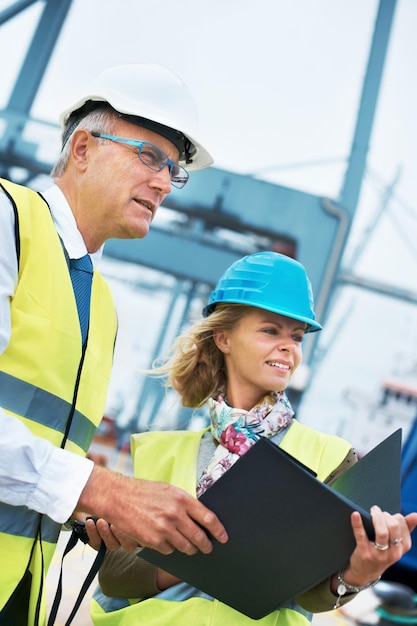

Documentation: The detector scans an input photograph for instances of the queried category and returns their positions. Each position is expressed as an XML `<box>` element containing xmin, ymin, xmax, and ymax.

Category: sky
<box><xmin>1</xmin><ymin>0</ymin><xmax>417</xmax><ymax>453</ymax></box>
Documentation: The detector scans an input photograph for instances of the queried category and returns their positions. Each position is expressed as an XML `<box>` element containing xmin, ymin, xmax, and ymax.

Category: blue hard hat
<box><xmin>202</xmin><ymin>251</ymin><xmax>322</xmax><ymax>332</ymax></box>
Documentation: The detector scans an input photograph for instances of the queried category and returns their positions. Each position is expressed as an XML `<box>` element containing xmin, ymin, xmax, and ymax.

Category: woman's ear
<box><xmin>213</xmin><ymin>330</ymin><xmax>230</xmax><ymax>354</ymax></box>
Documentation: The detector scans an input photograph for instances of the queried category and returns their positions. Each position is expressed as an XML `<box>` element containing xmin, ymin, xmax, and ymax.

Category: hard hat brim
<box><xmin>202</xmin><ymin>300</ymin><xmax>322</xmax><ymax>332</ymax></box>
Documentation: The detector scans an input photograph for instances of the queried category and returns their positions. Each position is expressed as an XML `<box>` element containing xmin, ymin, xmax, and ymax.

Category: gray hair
<box><xmin>51</xmin><ymin>107</ymin><xmax>119</xmax><ymax>178</ymax></box>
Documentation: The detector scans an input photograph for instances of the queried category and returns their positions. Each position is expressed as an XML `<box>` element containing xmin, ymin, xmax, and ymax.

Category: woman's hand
<box><xmin>331</xmin><ymin>505</ymin><xmax>417</xmax><ymax>593</ymax></box>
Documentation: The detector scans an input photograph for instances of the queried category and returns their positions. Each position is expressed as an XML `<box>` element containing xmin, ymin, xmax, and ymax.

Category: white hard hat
<box><xmin>59</xmin><ymin>64</ymin><xmax>213</xmax><ymax>171</ymax></box>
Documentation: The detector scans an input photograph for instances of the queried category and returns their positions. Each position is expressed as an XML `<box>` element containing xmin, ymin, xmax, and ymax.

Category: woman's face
<box><xmin>214</xmin><ymin>308</ymin><xmax>306</xmax><ymax>410</ymax></box>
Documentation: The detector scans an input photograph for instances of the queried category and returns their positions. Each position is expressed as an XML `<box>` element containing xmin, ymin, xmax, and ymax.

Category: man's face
<box><xmin>81</xmin><ymin>118</ymin><xmax>181</xmax><ymax>247</ymax></box>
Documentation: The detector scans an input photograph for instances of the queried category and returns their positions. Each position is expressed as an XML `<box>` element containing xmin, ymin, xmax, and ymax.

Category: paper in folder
<box><xmin>140</xmin><ymin>428</ymin><xmax>402</xmax><ymax>620</ymax></box>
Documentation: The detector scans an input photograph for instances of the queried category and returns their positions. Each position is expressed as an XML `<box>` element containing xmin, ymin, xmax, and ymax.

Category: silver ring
<box><xmin>391</xmin><ymin>538</ymin><xmax>403</xmax><ymax>546</ymax></box>
<box><xmin>374</xmin><ymin>542</ymin><xmax>390</xmax><ymax>551</ymax></box>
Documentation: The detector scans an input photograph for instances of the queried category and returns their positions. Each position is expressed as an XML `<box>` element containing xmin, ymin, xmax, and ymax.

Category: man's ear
<box><xmin>213</xmin><ymin>330</ymin><xmax>230</xmax><ymax>354</ymax></box>
<box><xmin>70</xmin><ymin>129</ymin><xmax>91</xmax><ymax>170</ymax></box>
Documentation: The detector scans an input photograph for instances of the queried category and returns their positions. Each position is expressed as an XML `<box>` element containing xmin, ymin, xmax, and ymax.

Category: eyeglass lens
<box><xmin>137</xmin><ymin>144</ymin><xmax>188</xmax><ymax>188</ymax></box>
<box><xmin>91</xmin><ymin>132</ymin><xmax>188</xmax><ymax>188</ymax></box>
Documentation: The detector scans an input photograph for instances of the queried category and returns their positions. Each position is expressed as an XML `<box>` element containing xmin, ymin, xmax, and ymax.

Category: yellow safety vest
<box><xmin>0</xmin><ymin>179</ymin><xmax>118</xmax><ymax>625</ymax></box>
<box><xmin>90</xmin><ymin>421</ymin><xmax>351</xmax><ymax>626</ymax></box>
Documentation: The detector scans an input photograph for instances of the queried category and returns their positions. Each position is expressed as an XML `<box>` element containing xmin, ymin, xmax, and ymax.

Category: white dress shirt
<box><xmin>0</xmin><ymin>183</ymin><xmax>104</xmax><ymax>523</ymax></box>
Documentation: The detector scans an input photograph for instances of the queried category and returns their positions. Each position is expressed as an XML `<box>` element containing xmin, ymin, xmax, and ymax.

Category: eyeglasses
<box><xmin>90</xmin><ymin>132</ymin><xmax>189</xmax><ymax>189</ymax></box>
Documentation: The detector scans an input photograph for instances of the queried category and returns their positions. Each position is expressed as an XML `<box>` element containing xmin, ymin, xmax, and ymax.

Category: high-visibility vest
<box><xmin>90</xmin><ymin>421</ymin><xmax>351</xmax><ymax>626</ymax></box>
<box><xmin>0</xmin><ymin>179</ymin><xmax>118</xmax><ymax>625</ymax></box>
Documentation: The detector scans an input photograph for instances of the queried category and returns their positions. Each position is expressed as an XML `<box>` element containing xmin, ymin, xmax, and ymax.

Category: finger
<box><xmin>94</xmin><ymin>518</ymin><xmax>126</xmax><ymax>551</ymax></box>
<box><xmin>141</xmin><ymin>521</ymin><xmax>202</xmax><ymax>556</ymax></box>
<box><xmin>184</xmin><ymin>500</ymin><xmax>228</xmax><ymax>552</ymax></box>
<box><xmin>387</xmin><ymin>513</ymin><xmax>414</xmax><ymax>551</ymax></box>
<box><xmin>382</xmin><ymin>511</ymin><xmax>404</xmax><ymax>547</ymax></box>
<box><xmin>85</xmin><ymin>518</ymin><xmax>103</xmax><ymax>550</ymax></box>
<box><xmin>371</xmin><ymin>505</ymin><xmax>390</xmax><ymax>549</ymax></box>
<box><xmin>170</xmin><ymin>519</ymin><xmax>222</xmax><ymax>555</ymax></box>
<box><xmin>140</xmin><ymin>517</ymin><xmax>215</xmax><ymax>556</ymax></box>
<box><xmin>146</xmin><ymin>496</ymin><xmax>228</xmax><ymax>556</ymax></box>
<box><xmin>405</xmin><ymin>512</ymin><xmax>417</xmax><ymax>534</ymax></box>
<box><xmin>350</xmin><ymin>511</ymin><xmax>371</xmax><ymax>547</ymax></box>
<box><xmin>157</xmin><ymin>532</ymin><xmax>196</xmax><ymax>556</ymax></box>
<box><xmin>109</xmin><ymin>525</ymin><xmax>138</xmax><ymax>553</ymax></box>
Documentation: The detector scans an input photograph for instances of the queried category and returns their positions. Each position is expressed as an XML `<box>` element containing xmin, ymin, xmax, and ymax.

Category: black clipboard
<box><xmin>141</xmin><ymin>429</ymin><xmax>402</xmax><ymax>620</ymax></box>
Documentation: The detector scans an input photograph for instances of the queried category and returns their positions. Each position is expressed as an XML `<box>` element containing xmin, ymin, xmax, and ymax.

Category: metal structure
<box><xmin>0</xmin><ymin>0</ymin><xmax>72</xmax><ymax>181</ymax></box>
<box><xmin>0</xmin><ymin>0</ymin><xmax>398</xmax><ymax>427</ymax></box>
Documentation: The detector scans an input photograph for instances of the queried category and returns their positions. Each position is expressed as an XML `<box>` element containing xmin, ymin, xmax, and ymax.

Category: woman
<box><xmin>89</xmin><ymin>251</ymin><xmax>417</xmax><ymax>626</ymax></box>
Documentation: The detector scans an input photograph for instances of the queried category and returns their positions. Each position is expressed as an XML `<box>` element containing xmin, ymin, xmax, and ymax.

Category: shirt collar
<box><xmin>42</xmin><ymin>184</ymin><xmax>103</xmax><ymax>268</ymax></box>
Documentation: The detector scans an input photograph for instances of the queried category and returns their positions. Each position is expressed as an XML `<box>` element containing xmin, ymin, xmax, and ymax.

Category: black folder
<box><xmin>140</xmin><ymin>429</ymin><xmax>402</xmax><ymax>620</ymax></box>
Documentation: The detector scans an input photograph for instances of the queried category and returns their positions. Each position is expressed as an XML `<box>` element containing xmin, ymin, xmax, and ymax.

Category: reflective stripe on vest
<box><xmin>0</xmin><ymin>371</ymin><xmax>96</xmax><ymax>452</ymax></box>
<box><xmin>0</xmin><ymin>503</ymin><xmax>60</xmax><ymax>543</ymax></box>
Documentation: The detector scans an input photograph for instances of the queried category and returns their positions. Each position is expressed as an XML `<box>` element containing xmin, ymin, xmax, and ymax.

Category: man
<box><xmin>0</xmin><ymin>64</ymin><xmax>227</xmax><ymax>625</ymax></box>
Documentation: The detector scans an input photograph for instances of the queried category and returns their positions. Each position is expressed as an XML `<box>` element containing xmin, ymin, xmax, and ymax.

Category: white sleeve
<box><xmin>0</xmin><ymin>410</ymin><xmax>94</xmax><ymax>523</ymax></box>
<box><xmin>0</xmin><ymin>190</ymin><xmax>94</xmax><ymax>524</ymax></box>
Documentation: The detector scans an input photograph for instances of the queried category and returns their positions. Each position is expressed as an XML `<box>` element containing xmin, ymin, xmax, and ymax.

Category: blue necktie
<box><xmin>70</xmin><ymin>254</ymin><xmax>93</xmax><ymax>345</ymax></box>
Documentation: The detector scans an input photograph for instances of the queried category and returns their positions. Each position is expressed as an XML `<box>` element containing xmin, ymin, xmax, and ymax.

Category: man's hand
<box><xmin>77</xmin><ymin>465</ymin><xmax>228</xmax><ymax>555</ymax></box>
<box><xmin>84</xmin><ymin>517</ymin><xmax>137</xmax><ymax>552</ymax></box>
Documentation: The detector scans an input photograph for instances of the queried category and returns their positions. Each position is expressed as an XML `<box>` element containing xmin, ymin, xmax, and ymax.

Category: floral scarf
<box><xmin>196</xmin><ymin>390</ymin><xmax>294</xmax><ymax>497</ymax></box>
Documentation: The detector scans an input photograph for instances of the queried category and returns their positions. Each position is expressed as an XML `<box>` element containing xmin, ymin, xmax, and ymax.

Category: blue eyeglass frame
<box><xmin>90</xmin><ymin>131</ymin><xmax>189</xmax><ymax>189</ymax></box>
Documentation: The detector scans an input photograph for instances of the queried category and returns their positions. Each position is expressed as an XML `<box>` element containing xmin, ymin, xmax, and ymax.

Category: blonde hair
<box><xmin>152</xmin><ymin>304</ymin><xmax>251</xmax><ymax>408</ymax></box>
